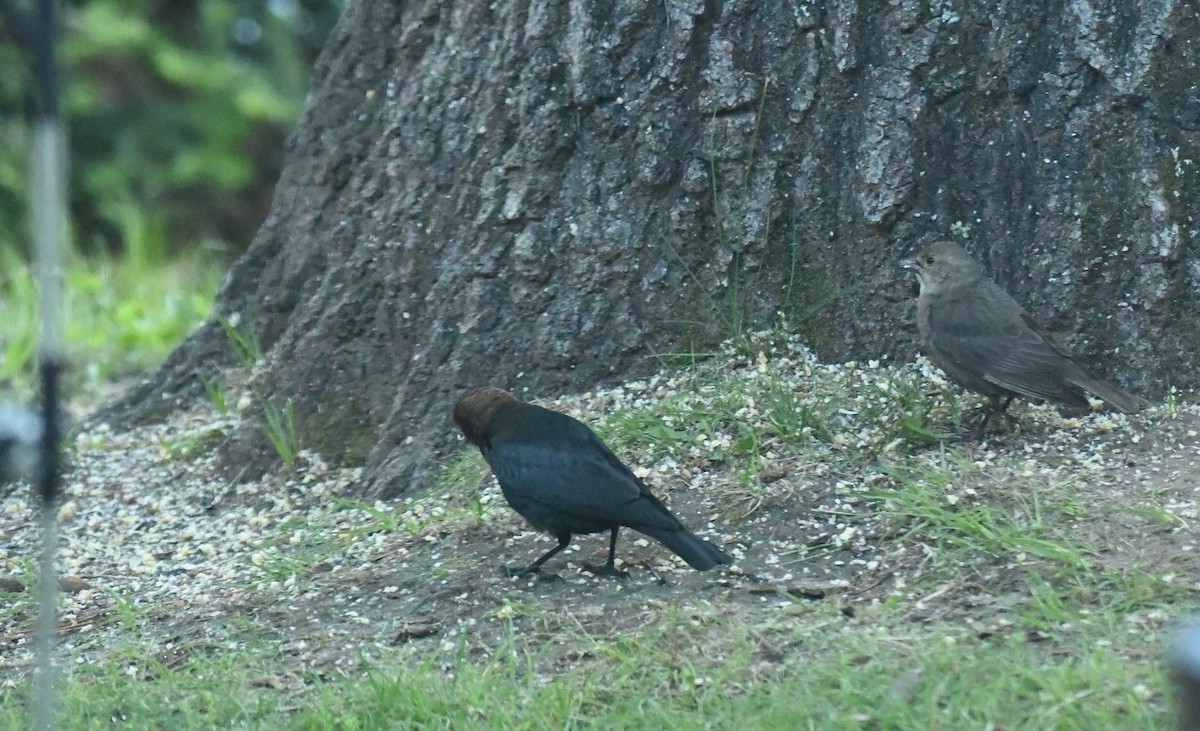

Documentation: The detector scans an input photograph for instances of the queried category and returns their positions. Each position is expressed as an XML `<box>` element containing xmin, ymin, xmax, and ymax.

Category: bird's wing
<box><xmin>1018</xmin><ymin>312</ymin><xmax>1079</xmax><ymax>359</ymax></box>
<box><xmin>486</xmin><ymin>434</ymin><xmax>681</xmax><ymax>531</ymax></box>
<box><xmin>928</xmin><ymin>285</ymin><xmax>1084</xmax><ymax>403</ymax></box>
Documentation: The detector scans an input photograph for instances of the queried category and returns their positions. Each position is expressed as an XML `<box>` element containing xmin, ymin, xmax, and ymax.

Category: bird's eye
<box><xmin>924</xmin><ymin>255</ymin><xmax>935</xmax><ymax>264</ymax></box>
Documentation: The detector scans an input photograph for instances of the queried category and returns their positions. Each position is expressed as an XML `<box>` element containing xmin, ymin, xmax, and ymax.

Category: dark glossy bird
<box><xmin>902</xmin><ymin>240</ymin><xmax>1147</xmax><ymax>435</ymax></box>
<box><xmin>453</xmin><ymin>387</ymin><xmax>733</xmax><ymax>580</ymax></box>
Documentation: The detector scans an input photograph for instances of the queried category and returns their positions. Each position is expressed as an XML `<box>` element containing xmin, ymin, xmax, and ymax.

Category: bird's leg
<box><xmin>995</xmin><ymin>396</ymin><xmax>1017</xmax><ymax>431</ymax></box>
<box><xmin>583</xmin><ymin>528</ymin><xmax>630</xmax><ymax>579</ymax></box>
<box><xmin>506</xmin><ymin>533</ymin><xmax>570</xmax><ymax>582</ymax></box>
<box><xmin>972</xmin><ymin>401</ymin><xmax>997</xmax><ymax>441</ymax></box>
<box><xmin>972</xmin><ymin>396</ymin><xmax>1015</xmax><ymax>441</ymax></box>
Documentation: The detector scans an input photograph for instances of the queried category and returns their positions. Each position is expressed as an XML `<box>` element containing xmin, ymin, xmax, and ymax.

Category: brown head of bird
<box><xmin>900</xmin><ymin>240</ymin><xmax>987</xmax><ymax>298</ymax></box>
<box><xmin>452</xmin><ymin>387</ymin><xmax>519</xmax><ymax>447</ymax></box>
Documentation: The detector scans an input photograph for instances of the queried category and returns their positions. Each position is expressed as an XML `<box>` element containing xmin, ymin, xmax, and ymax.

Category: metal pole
<box><xmin>1173</xmin><ymin>620</ymin><xmax>1200</xmax><ymax>731</ymax></box>
<box><xmin>0</xmin><ymin>2</ymin><xmax>67</xmax><ymax>724</ymax></box>
<box><xmin>28</xmin><ymin>1</ymin><xmax>65</xmax><ymax>729</ymax></box>
<box><xmin>31</xmin><ymin>126</ymin><xmax>64</xmax><ymax>731</ymax></box>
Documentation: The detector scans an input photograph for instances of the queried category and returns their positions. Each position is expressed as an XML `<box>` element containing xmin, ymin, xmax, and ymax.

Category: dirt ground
<box><xmin>4</xmin><ymin>383</ymin><xmax>1194</xmax><ymax>692</ymax></box>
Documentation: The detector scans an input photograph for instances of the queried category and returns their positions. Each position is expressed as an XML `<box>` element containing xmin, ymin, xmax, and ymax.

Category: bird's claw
<box><xmin>582</xmin><ymin>562</ymin><xmax>630</xmax><ymax>579</ymax></box>
<box><xmin>949</xmin><ymin>425</ymin><xmax>985</xmax><ymax>444</ymax></box>
<box><xmin>503</xmin><ymin>565</ymin><xmax>563</xmax><ymax>582</ymax></box>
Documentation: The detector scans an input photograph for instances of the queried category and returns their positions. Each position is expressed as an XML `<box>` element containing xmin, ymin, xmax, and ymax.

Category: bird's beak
<box><xmin>899</xmin><ymin>258</ymin><xmax>918</xmax><ymax>272</ymax></box>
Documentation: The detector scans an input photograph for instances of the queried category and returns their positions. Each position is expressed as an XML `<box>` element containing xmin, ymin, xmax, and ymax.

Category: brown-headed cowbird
<box><xmin>453</xmin><ymin>387</ymin><xmax>733</xmax><ymax>580</ymax></box>
<box><xmin>902</xmin><ymin>240</ymin><xmax>1148</xmax><ymax>435</ymax></box>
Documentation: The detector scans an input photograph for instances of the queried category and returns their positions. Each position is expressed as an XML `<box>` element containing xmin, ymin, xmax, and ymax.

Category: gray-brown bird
<box><xmin>902</xmin><ymin>240</ymin><xmax>1147</xmax><ymax>435</ymax></box>
<box><xmin>453</xmin><ymin>387</ymin><xmax>733</xmax><ymax>580</ymax></box>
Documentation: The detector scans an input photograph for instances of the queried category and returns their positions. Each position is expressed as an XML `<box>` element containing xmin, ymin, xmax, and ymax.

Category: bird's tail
<box><xmin>640</xmin><ymin>526</ymin><xmax>733</xmax><ymax>571</ymax></box>
<box><xmin>1071</xmin><ymin>372</ymin><xmax>1149</xmax><ymax>413</ymax></box>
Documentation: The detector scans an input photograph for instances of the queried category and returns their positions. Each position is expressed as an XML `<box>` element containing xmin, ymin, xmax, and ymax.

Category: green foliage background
<box><xmin>0</xmin><ymin>0</ymin><xmax>341</xmax><ymax>394</ymax></box>
<box><xmin>0</xmin><ymin>0</ymin><xmax>341</xmax><ymax>262</ymax></box>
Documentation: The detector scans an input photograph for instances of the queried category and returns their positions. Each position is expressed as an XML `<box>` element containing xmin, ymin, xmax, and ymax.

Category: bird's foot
<box><xmin>503</xmin><ymin>565</ymin><xmax>563</xmax><ymax>583</ymax></box>
<box><xmin>582</xmin><ymin>561</ymin><xmax>630</xmax><ymax>579</ymax></box>
<box><xmin>944</xmin><ymin>415</ymin><xmax>996</xmax><ymax>443</ymax></box>
<box><xmin>948</xmin><ymin>427</ymin><xmax>1001</xmax><ymax>452</ymax></box>
<box><xmin>963</xmin><ymin>403</ymin><xmax>1019</xmax><ymax>441</ymax></box>
<box><xmin>944</xmin><ymin>427</ymin><xmax>979</xmax><ymax>444</ymax></box>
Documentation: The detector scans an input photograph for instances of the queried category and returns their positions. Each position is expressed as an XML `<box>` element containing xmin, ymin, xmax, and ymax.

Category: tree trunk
<box><xmin>102</xmin><ymin>0</ymin><xmax>1200</xmax><ymax>496</ymax></box>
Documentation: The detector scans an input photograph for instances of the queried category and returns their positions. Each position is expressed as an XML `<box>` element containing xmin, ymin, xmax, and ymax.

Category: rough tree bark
<box><xmin>102</xmin><ymin>0</ymin><xmax>1200</xmax><ymax>496</ymax></box>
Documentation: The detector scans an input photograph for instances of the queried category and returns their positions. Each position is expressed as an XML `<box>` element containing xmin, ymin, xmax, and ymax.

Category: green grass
<box><xmin>248</xmin><ymin>469</ymin><xmax>498</xmax><ymax>583</ymax></box>
<box><xmin>252</xmin><ymin>513</ymin><xmax>356</xmax><ymax>581</ymax></box>
<box><xmin>870</xmin><ymin>459</ymin><xmax>1092</xmax><ymax>570</ymax></box>
<box><xmin>155</xmin><ymin>422</ymin><xmax>228</xmax><ymax>461</ymax></box>
<box><xmin>219</xmin><ymin>316</ymin><xmax>263</xmax><ymax>372</ymax></box>
<box><xmin>0</xmin><ymin>608</ymin><xmax>1171</xmax><ymax>729</ymax></box>
<box><xmin>261</xmin><ymin>396</ymin><xmax>301</xmax><ymax>468</ymax></box>
<box><xmin>0</xmin><ymin>245</ymin><xmax>222</xmax><ymax>401</ymax></box>
<box><xmin>305</xmin><ymin>632</ymin><xmax>1165</xmax><ymax>730</ymax></box>
<box><xmin>580</xmin><ymin>339</ymin><xmax>965</xmax><ymax>517</ymax></box>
